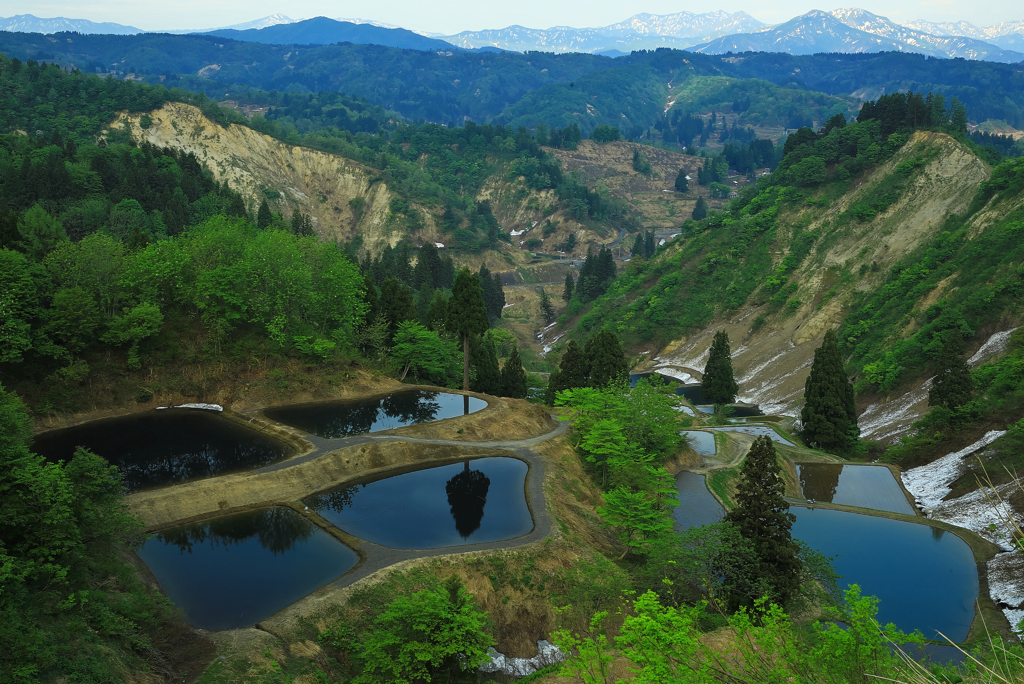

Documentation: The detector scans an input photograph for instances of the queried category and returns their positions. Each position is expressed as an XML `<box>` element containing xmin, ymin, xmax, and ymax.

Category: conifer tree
<box><xmin>257</xmin><ymin>199</ymin><xmax>272</xmax><ymax>229</ymax></box>
<box><xmin>539</xmin><ymin>290</ymin><xmax>555</xmax><ymax>324</ymax></box>
<box><xmin>562</xmin><ymin>272</ymin><xmax>575</xmax><ymax>303</ymax></box>
<box><xmin>425</xmin><ymin>290</ymin><xmax>449</xmax><ymax>331</ymax></box>
<box><xmin>702</xmin><ymin>330</ymin><xmax>738</xmax><ymax>405</ymax></box>
<box><xmin>631</xmin><ymin>233</ymin><xmax>644</xmax><ymax>257</ymax></box>
<box><xmin>724</xmin><ymin>436</ymin><xmax>801</xmax><ymax>605</ymax></box>
<box><xmin>674</xmin><ymin>168</ymin><xmax>689</xmax><ymax>192</ymax></box>
<box><xmin>557</xmin><ymin>340</ymin><xmax>589</xmax><ymax>391</ymax></box>
<box><xmin>479</xmin><ymin>263</ymin><xmax>503</xmax><ymax>322</ymax></box>
<box><xmin>446</xmin><ymin>268</ymin><xmax>489</xmax><ymax>391</ymax></box>
<box><xmin>585</xmin><ymin>330</ymin><xmax>629</xmax><ymax>388</ymax></box>
<box><xmin>692</xmin><ymin>196</ymin><xmax>709</xmax><ymax>221</ymax></box>
<box><xmin>801</xmin><ymin>329</ymin><xmax>859</xmax><ymax>451</ymax></box>
<box><xmin>644</xmin><ymin>231</ymin><xmax>656</xmax><ymax>259</ymax></box>
<box><xmin>501</xmin><ymin>347</ymin><xmax>528</xmax><ymax>399</ymax></box>
<box><xmin>470</xmin><ymin>335</ymin><xmax>501</xmax><ymax>395</ymax></box>
<box><xmin>928</xmin><ymin>331</ymin><xmax>975</xmax><ymax>411</ymax></box>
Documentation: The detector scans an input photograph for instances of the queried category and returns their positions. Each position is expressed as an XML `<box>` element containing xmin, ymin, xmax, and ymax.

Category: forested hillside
<box><xmin>546</xmin><ymin>91</ymin><xmax>1024</xmax><ymax>477</ymax></box>
<box><xmin>3</xmin><ymin>29</ymin><xmax>1024</xmax><ymax>133</ymax></box>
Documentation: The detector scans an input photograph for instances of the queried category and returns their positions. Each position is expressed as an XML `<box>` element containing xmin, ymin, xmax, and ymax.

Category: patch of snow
<box><xmin>735</xmin><ymin>344</ymin><xmax>793</xmax><ymax>386</ymax></box>
<box><xmin>669</xmin><ymin>233</ymin><xmax>680</xmax><ymax>239</ymax></box>
<box><xmin>927</xmin><ymin>479</ymin><xmax>1018</xmax><ymax>549</ymax></box>
<box><xmin>901</xmin><ymin>431</ymin><xmax>1005</xmax><ymax>511</ymax></box>
<box><xmin>659</xmin><ymin>239</ymin><xmax>666</xmax><ymax>246</ymax></box>
<box><xmin>858</xmin><ymin>379</ymin><xmax>933</xmax><ymax>439</ymax></box>
<box><xmin>173</xmin><ymin>403</ymin><xmax>223</xmax><ymax>412</ymax></box>
<box><xmin>542</xmin><ymin>322</ymin><xmax>558</xmax><ymax>332</ymax></box>
<box><xmin>510</xmin><ymin>228</ymin><xmax>526</xmax><ymax>236</ymax></box>
<box><xmin>542</xmin><ymin>332</ymin><xmax>566</xmax><ymax>354</ymax></box>
<box><xmin>685</xmin><ymin>175</ymin><xmax>692</xmax><ymax>180</ymax></box>
<box><xmin>435</xmin><ymin>242</ymin><xmax>445</xmax><ymax>248</ymax></box>
<box><xmin>641</xmin><ymin>350</ymin><xmax>651</xmax><ymax>354</ymax></box>
<box><xmin>969</xmin><ymin>328</ymin><xmax>1018</xmax><ymax>366</ymax></box>
<box><xmin>652</xmin><ymin>367</ymin><xmax>693</xmax><ymax>384</ymax></box>
<box><xmin>502</xmin><ymin>302</ymin><xmax>516</xmax><ymax>308</ymax></box>
<box><xmin>480</xmin><ymin>640</ymin><xmax>566</xmax><ymax>677</ymax></box>
<box><xmin>531</xmin><ymin>221</ymin><xmax>538</xmax><ymax>228</ymax></box>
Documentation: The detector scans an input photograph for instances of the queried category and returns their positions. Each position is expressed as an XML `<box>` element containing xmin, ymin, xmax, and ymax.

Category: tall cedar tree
<box><xmin>469</xmin><ymin>336</ymin><xmax>501</xmax><ymax>395</ymax></box>
<box><xmin>563</xmin><ymin>272</ymin><xmax>575</xmax><ymax>302</ymax></box>
<box><xmin>257</xmin><ymin>199</ymin><xmax>272</xmax><ymax>229</ymax></box>
<box><xmin>644</xmin><ymin>231</ymin><xmax>655</xmax><ymax>259</ymax></box>
<box><xmin>446</xmin><ymin>268</ymin><xmax>489</xmax><ymax>391</ymax></box>
<box><xmin>928</xmin><ymin>331</ymin><xmax>975</xmax><ymax>410</ymax></box>
<box><xmin>703</xmin><ymin>330</ymin><xmax>739</xmax><ymax>404</ymax></box>
<box><xmin>379</xmin><ymin>277</ymin><xmax>417</xmax><ymax>343</ymax></box>
<box><xmin>724</xmin><ymin>435</ymin><xmax>801</xmax><ymax>605</ymax></box>
<box><xmin>674</xmin><ymin>168</ymin><xmax>689</xmax><ymax>192</ymax></box>
<box><xmin>801</xmin><ymin>329</ymin><xmax>859</xmax><ymax>451</ymax></box>
<box><xmin>585</xmin><ymin>330</ymin><xmax>629</xmax><ymax>388</ymax></box>
<box><xmin>539</xmin><ymin>290</ymin><xmax>555</xmax><ymax>324</ymax></box>
<box><xmin>631</xmin><ymin>233</ymin><xmax>644</xmax><ymax>257</ymax></box>
<box><xmin>479</xmin><ymin>263</ymin><xmax>505</xmax><ymax>322</ymax></box>
<box><xmin>558</xmin><ymin>340</ymin><xmax>589</xmax><ymax>391</ymax></box>
<box><xmin>692</xmin><ymin>196</ymin><xmax>708</xmax><ymax>220</ymax></box>
<box><xmin>501</xmin><ymin>347</ymin><xmax>528</xmax><ymax>398</ymax></box>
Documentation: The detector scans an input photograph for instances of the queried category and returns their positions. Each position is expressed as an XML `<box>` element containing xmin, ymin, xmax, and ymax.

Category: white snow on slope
<box><xmin>480</xmin><ymin>640</ymin><xmax>565</xmax><ymax>677</ymax></box>
<box><xmin>901</xmin><ymin>431</ymin><xmax>1005</xmax><ymax>511</ymax></box>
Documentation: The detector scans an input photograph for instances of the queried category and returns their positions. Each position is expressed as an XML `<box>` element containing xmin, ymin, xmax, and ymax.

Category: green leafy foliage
<box><xmin>357</xmin><ymin>576</ymin><xmax>491</xmax><ymax>684</ymax></box>
<box><xmin>0</xmin><ymin>382</ymin><xmax>180</xmax><ymax>681</ymax></box>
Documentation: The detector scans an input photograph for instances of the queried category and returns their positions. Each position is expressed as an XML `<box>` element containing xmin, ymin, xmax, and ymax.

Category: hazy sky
<box><xmin>2</xmin><ymin>1</ymin><xmax>1021</xmax><ymax>34</ymax></box>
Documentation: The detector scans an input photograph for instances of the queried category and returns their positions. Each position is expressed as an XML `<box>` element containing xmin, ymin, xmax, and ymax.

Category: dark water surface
<box><xmin>138</xmin><ymin>508</ymin><xmax>357</xmax><ymax>630</ymax></box>
<box><xmin>31</xmin><ymin>410</ymin><xmax>291</xmax><ymax>492</ymax></box>
<box><xmin>799</xmin><ymin>464</ymin><xmax>915</xmax><ymax>514</ymax></box>
<box><xmin>673</xmin><ymin>472</ymin><xmax>725</xmax><ymax>531</ymax></box>
<box><xmin>265</xmin><ymin>390</ymin><xmax>487</xmax><ymax>438</ymax></box>
<box><xmin>792</xmin><ymin>508</ymin><xmax>978</xmax><ymax>641</ymax></box>
<box><xmin>306</xmin><ymin>457</ymin><xmax>532</xmax><ymax>548</ymax></box>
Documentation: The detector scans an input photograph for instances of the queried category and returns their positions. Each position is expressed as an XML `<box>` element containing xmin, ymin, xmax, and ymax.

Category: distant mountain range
<box><xmin>200</xmin><ymin>17</ymin><xmax>456</xmax><ymax>51</ymax></box>
<box><xmin>0</xmin><ymin>14</ymin><xmax>142</xmax><ymax>34</ymax></box>
<box><xmin>441</xmin><ymin>11</ymin><xmax>765</xmax><ymax>53</ymax></box>
<box><xmin>446</xmin><ymin>9</ymin><xmax>1024</xmax><ymax>63</ymax></box>
<box><xmin>690</xmin><ymin>9</ymin><xmax>1024</xmax><ymax>63</ymax></box>
<box><xmin>2</xmin><ymin>9</ymin><xmax>1023</xmax><ymax>63</ymax></box>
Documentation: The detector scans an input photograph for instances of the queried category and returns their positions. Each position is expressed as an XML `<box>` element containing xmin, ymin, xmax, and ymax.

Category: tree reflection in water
<box><xmin>799</xmin><ymin>463</ymin><xmax>842</xmax><ymax>502</ymax></box>
<box><xmin>156</xmin><ymin>508</ymin><xmax>315</xmax><ymax>555</ymax></box>
<box><xmin>31</xmin><ymin>411</ymin><xmax>289</xmax><ymax>492</ymax></box>
<box><xmin>305</xmin><ymin>485</ymin><xmax>361</xmax><ymax>515</ymax></box>
<box><xmin>265</xmin><ymin>390</ymin><xmax>486</xmax><ymax>439</ymax></box>
<box><xmin>445</xmin><ymin>462</ymin><xmax>491</xmax><ymax>538</ymax></box>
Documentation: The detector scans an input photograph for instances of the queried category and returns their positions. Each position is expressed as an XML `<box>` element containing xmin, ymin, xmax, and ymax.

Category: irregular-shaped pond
<box><xmin>265</xmin><ymin>390</ymin><xmax>487</xmax><ymax>438</ymax></box>
<box><xmin>306</xmin><ymin>457</ymin><xmax>532</xmax><ymax>548</ymax></box>
<box><xmin>793</xmin><ymin>508</ymin><xmax>978</xmax><ymax>641</ymax></box>
<box><xmin>138</xmin><ymin>507</ymin><xmax>357</xmax><ymax>630</ymax></box>
<box><xmin>708</xmin><ymin>425</ymin><xmax>794</xmax><ymax>446</ymax></box>
<box><xmin>673</xmin><ymin>472</ymin><xmax>724</xmax><ymax>531</ymax></box>
<box><xmin>32</xmin><ymin>410</ymin><xmax>291</xmax><ymax>493</ymax></box>
<box><xmin>682</xmin><ymin>431</ymin><xmax>717</xmax><ymax>456</ymax></box>
<box><xmin>799</xmin><ymin>463</ymin><xmax>915</xmax><ymax>514</ymax></box>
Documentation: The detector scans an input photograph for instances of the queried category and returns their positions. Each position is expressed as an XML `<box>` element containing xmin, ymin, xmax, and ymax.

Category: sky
<box><xmin>1</xmin><ymin>0</ymin><xmax>1021</xmax><ymax>34</ymax></box>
